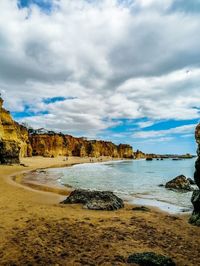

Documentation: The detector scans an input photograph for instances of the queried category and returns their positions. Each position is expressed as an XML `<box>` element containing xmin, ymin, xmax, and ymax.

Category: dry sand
<box><xmin>0</xmin><ymin>156</ymin><xmax>200</xmax><ymax>265</ymax></box>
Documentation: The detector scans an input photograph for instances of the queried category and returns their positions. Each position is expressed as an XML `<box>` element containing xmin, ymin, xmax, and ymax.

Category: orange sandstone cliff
<box><xmin>29</xmin><ymin>133</ymin><xmax>133</xmax><ymax>159</ymax></box>
<box><xmin>0</xmin><ymin>98</ymin><xmax>134</xmax><ymax>163</ymax></box>
<box><xmin>0</xmin><ymin>97</ymin><xmax>32</xmax><ymax>164</ymax></box>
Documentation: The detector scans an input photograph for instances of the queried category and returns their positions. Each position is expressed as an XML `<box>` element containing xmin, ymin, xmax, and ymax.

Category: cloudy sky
<box><xmin>0</xmin><ymin>0</ymin><xmax>200</xmax><ymax>154</ymax></box>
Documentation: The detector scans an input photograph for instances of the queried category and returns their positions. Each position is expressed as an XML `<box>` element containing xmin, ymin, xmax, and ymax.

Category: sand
<box><xmin>0</xmin><ymin>156</ymin><xmax>200</xmax><ymax>265</ymax></box>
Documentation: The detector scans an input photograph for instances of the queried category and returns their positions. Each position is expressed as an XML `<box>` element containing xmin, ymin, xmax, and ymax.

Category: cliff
<box><xmin>0</xmin><ymin>98</ymin><xmax>32</xmax><ymax>164</ymax></box>
<box><xmin>29</xmin><ymin>133</ymin><xmax>134</xmax><ymax>159</ymax></box>
<box><xmin>189</xmin><ymin>123</ymin><xmax>200</xmax><ymax>226</ymax></box>
<box><xmin>133</xmin><ymin>149</ymin><xmax>146</xmax><ymax>159</ymax></box>
<box><xmin>0</xmin><ymin>97</ymin><xmax>134</xmax><ymax>163</ymax></box>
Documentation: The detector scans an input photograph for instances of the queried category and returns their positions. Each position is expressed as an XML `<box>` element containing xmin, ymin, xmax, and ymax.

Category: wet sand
<box><xmin>0</xmin><ymin>156</ymin><xmax>200</xmax><ymax>265</ymax></box>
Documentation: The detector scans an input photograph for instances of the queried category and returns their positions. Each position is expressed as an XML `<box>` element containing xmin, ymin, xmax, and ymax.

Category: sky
<box><xmin>0</xmin><ymin>0</ymin><xmax>200</xmax><ymax>154</ymax></box>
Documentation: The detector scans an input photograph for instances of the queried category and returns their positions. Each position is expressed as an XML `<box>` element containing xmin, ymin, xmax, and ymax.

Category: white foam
<box><xmin>131</xmin><ymin>197</ymin><xmax>192</xmax><ymax>214</ymax></box>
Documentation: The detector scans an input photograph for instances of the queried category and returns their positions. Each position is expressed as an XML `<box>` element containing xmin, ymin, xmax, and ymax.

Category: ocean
<box><xmin>26</xmin><ymin>158</ymin><xmax>197</xmax><ymax>214</ymax></box>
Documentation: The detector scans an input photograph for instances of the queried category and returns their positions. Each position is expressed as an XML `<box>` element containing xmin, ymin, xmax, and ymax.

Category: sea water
<box><xmin>30</xmin><ymin>158</ymin><xmax>197</xmax><ymax>214</ymax></box>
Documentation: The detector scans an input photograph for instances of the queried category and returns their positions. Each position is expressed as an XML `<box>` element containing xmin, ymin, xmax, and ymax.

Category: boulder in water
<box><xmin>61</xmin><ymin>189</ymin><xmax>124</xmax><ymax>210</ymax></box>
<box><xmin>127</xmin><ymin>252</ymin><xmax>176</xmax><ymax>266</ymax></box>
<box><xmin>165</xmin><ymin>175</ymin><xmax>193</xmax><ymax>191</ymax></box>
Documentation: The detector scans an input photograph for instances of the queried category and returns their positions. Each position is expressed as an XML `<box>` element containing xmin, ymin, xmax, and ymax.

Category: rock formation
<box><xmin>0</xmin><ymin>140</ymin><xmax>20</xmax><ymax>164</ymax></box>
<box><xmin>0</xmin><ymin>97</ymin><xmax>134</xmax><ymax>163</ymax></box>
<box><xmin>127</xmin><ymin>252</ymin><xmax>176</xmax><ymax>266</ymax></box>
<box><xmin>61</xmin><ymin>189</ymin><xmax>124</xmax><ymax>210</ymax></box>
<box><xmin>189</xmin><ymin>123</ymin><xmax>200</xmax><ymax>226</ymax></box>
<box><xmin>29</xmin><ymin>133</ymin><xmax>134</xmax><ymax>159</ymax></box>
<box><xmin>165</xmin><ymin>175</ymin><xmax>193</xmax><ymax>191</ymax></box>
<box><xmin>0</xmin><ymin>97</ymin><xmax>32</xmax><ymax>164</ymax></box>
<box><xmin>133</xmin><ymin>149</ymin><xmax>146</xmax><ymax>159</ymax></box>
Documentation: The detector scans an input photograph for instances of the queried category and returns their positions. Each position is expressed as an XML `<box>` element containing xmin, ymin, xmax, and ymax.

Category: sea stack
<box><xmin>189</xmin><ymin>123</ymin><xmax>200</xmax><ymax>226</ymax></box>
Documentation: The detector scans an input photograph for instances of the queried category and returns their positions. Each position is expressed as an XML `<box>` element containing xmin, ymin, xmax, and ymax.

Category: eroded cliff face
<box><xmin>189</xmin><ymin>124</ymin><xmax>200</xmax><ymax>226</ymax></box>
<box><xmin>0</xmin><ymin>97</ymin><xmax>134</xmax><ymax>163</ymax></box>
<box><xmin>0</xmin><ymin>98</ymin><xmax>31</xmax><ymax>164</ymax></box>
<box><xmin>29</xmin><ymin>133</ymin><xmax>134</xmax><ymax>159</ymax></box>
<box><xmin>133</xmin><ymin>149</ymin><xmax>146</xmax><ymax>159</ymax></box>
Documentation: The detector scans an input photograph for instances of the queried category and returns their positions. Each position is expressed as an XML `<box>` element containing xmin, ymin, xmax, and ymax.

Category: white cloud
<box><xmin>117</xmin><ymin>68</ymin><xmax>200</xmax><ymax>120</ymax></box>
<box><xmin>132</xmin><ymin>124</ymin><xmax>196</xmax><ymax>139</ymax></box>
<box><xmin>136</xmin><ymin>121</ymin><xmax>155</xmax><ymax>129</ymax></box>
<box><xmin>0</xmin><ymin>0</ymin><xmax>200</xmax><ymax>137</ymax></box>
<box><xmin>134</xmin><ymin>0</ymin><xmax>173</xmax><ymax>11</ymax></box>
<box><xmin>132</xmin><ymin>136</ymin><xmax>174</xmax><ymax>144</ymax></box>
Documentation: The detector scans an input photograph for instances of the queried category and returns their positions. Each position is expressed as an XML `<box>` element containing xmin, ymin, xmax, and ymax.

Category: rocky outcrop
<box><xmin>30</xmin><ymin>133</ymin><xmax>67</xmax><ymax>157</ymax></box>
<box><xmin>127</xmin><ymin>252</ymin><xmax>176</xmax><ymax>266</ymax></box>
<box><xmin>0</xmin><ymin>97</ymin><xmax>134</xmax><ymax>163</ymax></box>
<box><xmin>194</xmin><ymin>124</ymin><xmax>200</xmax><ymax>187</ymax></box>
<box><xmin>0</xmin><ymin>140</ymin><xmax>20</xmax><ymax>164</ymax></box>
<box><xmin>165</xmin><ymin>175</ymin><xmax>193</xmax><ymax>191</ymax></box>
<box><xmin>29</xmin><ymin>133</ymin><xmax>134</xmax><ymax>159</ymax></box>
<box><xmin>0</xmin><ymin>98</ymin><xmax>31</xmax><ymax>164</ymax></box>
<box><xmin>61</xmin><ymin>189</ymin><xmax>124</xmax><ymax>210</ymax></box>
<box><xmin>117</xmin><ymin>144</ymin><xmax>133</xmax><ymax>158</ymax></box>
<box><xmin>146</xmin><ymin>157</ymin><xmax>153</xmax><ymax>161</ymax></box>
<box><xmin>189</xmin><ymin>124</ymin><xmax>200</xmax><ymax>226</ymax></box>
<box><xmin>133</xmin><ymin>149</ymin><xmax>146</xmax><ymax>159</ymax></box>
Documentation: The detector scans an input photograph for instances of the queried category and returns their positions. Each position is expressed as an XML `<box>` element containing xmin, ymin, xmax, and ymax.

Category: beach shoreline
<box><xmin>14</xmin><ymin>156</ymin><xmax>194</xmax><ymax>215</ymax></box>
<box><xmin>0</xmin><ymin>156</ymin><xmax>200</xmax><ymax>265</ymax></box>
<box><xmin>11</xmin><ymin>156</ymin><xmax>193</xmax><ymax>215</ymax></box>
<box><xmin>10</xmin><ymin>156</ymin><xmax>124</xmax><ymax>201</ymax></box>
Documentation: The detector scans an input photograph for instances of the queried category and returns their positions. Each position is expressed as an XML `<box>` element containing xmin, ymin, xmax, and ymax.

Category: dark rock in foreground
<box><xmin>0</xmin><ymin>140</ymin><xmax>20</xmax><ymax>164</ymax></box>
<box><xmin>189</xmin><ymin>190</ymin><xmax>200</xmax><ymax>226</ymax></box>
<box><xmin>127</xmin><ymin>252</ymin><xmax>176</xmax><ymax>266</ymax></box>
<box><xmin>165</xmin><ymin>175</ymin><xmax>193</xmax><ymax>191</ymax></box>
<box><xmin>187</xmin><ymin>177</ymin><xmax>196</xmax><ymax>185</ymax></box>
<box><xmin>190</xmin><ymin>124</ymin><xmax>200</xmax><ymax>226</ymax></box>
<box><xmin>61</xmin><ymin>189</ymin><xmax>124</xmax><ymax>210</ymax></box>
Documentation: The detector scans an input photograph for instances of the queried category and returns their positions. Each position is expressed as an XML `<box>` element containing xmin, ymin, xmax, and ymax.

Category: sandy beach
<box><xmin>0</xmin><ymin>156</ymin><xmax>200</xmax><ymax>265</ymax></box>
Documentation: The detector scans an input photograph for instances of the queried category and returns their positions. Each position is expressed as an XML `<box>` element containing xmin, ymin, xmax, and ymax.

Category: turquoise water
<box><xmin>44</xmin><ymin>158</ymin><xmax>197</xmax><ymax>213</ymax></box>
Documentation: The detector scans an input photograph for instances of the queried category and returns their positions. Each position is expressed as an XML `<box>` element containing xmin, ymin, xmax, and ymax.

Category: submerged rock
<box><xmin>165</xmin><ymin>175</ymin><xmax>193</xmax><ymax>191</ymax></box>
<box><xmin>190</xmin><ymin>124</ymin><xmax>200</xmax><ymax>226</ymax></box>
<box><xmin>61</xmin><ymin>189</ymin><xmax>124</xmax><ymax>210</ymax></box>
<box><xmin>127</xmin><ymin>252</ymin><xmax>176</xmax><ymax>266</ymax></box>
<box><xmin>146</xmin><ymin>157</ymin><xmax>153</xmax><ymax>161</ymax></box>
<box><xmin>132</xmin><ymin>206</ymin><xmax>150</xmax><ymax>212</ymax></box>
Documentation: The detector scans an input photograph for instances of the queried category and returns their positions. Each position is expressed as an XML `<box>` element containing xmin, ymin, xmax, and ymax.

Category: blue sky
<box><xmin>18</xmin><ymin>0</ymin><xmax>53</xmax><ymax>11</ymax></box>
<box><xmin>1</xmin><ymin>0</ymin><xmax>200</xmax><ymax>154</ymax></box>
